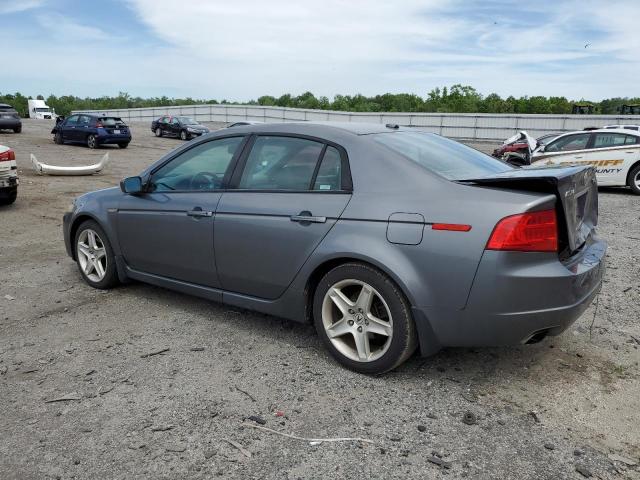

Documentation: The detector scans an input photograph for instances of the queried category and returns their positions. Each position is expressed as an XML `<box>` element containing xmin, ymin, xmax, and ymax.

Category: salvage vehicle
<box><xmin>0</xmin><ymin>145</ymin><xmax>19</xmax><ymax>205</ymax></box>
<box><xmin>52</xmin><ymin>114</ymin><xmax>131</xmax><ymax>149</ymax></box>
<box><xmin>151</xmin><ymin>116</ymin><xmax>210</xmax><ymax>140</ymax></box>
<box><xmin>620</xmin><ymin>104</ymin><xmax>640</xmax><ymax>115</ymax></box>
<box><xmin>531</xmin><ymin>128</ymin><xmax>640</xmax><ymax>194</ymax></box>
<box><xmin>63</xmin><ymin>122</ymin><xmax>606</xmax><ymax>373</ymax></box>
<box><xmin>0</xmin><ymin>104</ymin><xmax>22</xmax><ymax>133</ymax></box>
<box><xmin>492</xmin><ymin>131</ymin><xmax>560</xmax><ymax>166</ymax></box>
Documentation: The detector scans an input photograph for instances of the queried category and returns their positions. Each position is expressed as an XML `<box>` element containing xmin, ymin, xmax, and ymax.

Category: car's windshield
<box><xmin>177</xmin><ymin>116</ymin><xmax>198</xmax><ymax>125</ymax></box>
<box><xmin>35</xmin><ymin>108</ymin><xmax>51</xmax><ymax>112</ymax></box>
<box><xmin>99</xmin><ymin>117</ymin><xmax>127</xmax><ymax>127</ymax></box>
<box><xmin>372</xmin><ymin>131</ymin><xmax>512</xmax><ymax>180</ymax></box>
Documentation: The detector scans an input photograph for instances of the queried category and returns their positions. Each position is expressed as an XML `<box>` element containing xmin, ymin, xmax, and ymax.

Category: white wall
<box><xmin>72</xmin><ymin>104</ymin><xmax>640</xmax><ymax>141</ymax></box>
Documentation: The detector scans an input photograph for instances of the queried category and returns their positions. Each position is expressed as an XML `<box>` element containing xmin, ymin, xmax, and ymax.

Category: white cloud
<box><xmin>0</xmin><ymin>0</ymin><xmax>44</xmax><ymax>14</ymax></box>
<box><xmin>36</xmin><ymin>12</ymin><xmax>110</xmax><ymax>42</ymax></box>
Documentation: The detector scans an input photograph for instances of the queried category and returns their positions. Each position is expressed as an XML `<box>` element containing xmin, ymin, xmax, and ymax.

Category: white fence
<box><xmin>72</xmin><ymin>104</ymin><xmax>640</xmax><ymax>141</ymax></box>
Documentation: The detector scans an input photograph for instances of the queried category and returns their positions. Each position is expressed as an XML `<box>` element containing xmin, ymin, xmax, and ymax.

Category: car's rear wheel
<box><xmin>628</xmin><ymin>164</ymin><xmax>640</xmax><ymax>195</ymax></box>
<box><xmin>180</xmin><ymin>130</ymin><xmax>189</xmax><ymax>141</ymax></box>
<box><xmin>155</xmin><ymin>127</ymin><xmax>162</xmax><ymax>137</ymax></box>
<box><xmin>54</xmin><ymin>132</ymin><xmax>63</xmax><ymax>144</ymax></box>
<box><xmin>13</xmin><ymin>127</ymin><xmax>21</xmax><ymax>134</ymax></box>
<box><xmin>118</xmin><ymin>142</ymin><xmax>129</xmax><ymax>149</ymax></box>
<box><xmin>87</xmin><ymin>134</ymin><xmax>98</xmax><ymax>149</ymax></box>
<box><xmin>313</xmin><ymin>262</ymin><xmax>417</xmax><ymax>374</ymax></box>
<box><xmin>74</xmin><ymin>221</ymin><xmax>118</xmax><ymax>289</ymax></box>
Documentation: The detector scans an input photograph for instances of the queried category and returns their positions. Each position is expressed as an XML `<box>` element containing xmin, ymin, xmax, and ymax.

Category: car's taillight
<box><xmin>0</xmin><ymin>149</ymin><xmax>15</xmax><ymax>162</ymax></box>
<box><xmin>486</xmin><ymin>209</ymin><xmax>558</xmax><ymax>252</ymax></box>
<box><xmin>96</xmin><ymin>122</ymin><xmax>103</xmax><ymax>128</ymax></box>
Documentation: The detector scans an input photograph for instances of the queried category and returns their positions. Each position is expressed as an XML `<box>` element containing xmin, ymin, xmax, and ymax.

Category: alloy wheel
<box><xmin>87</xmin><ymin>135</ymin><xmax>96</xmax><ymax>148</ymax></box>
<box><xmin>321</xmin><ymin>279</ymin><xmax>393</xmax><ymax>362</ymax></box>
<box><xmin>77</xmin><ymin>229</ymin><xmax>107</xmax><ymax>282</ymax></box>
<box><xmin>634</xmin><ymin>170</ymin><xmax>640</xmax><ymax>190</ymax></box>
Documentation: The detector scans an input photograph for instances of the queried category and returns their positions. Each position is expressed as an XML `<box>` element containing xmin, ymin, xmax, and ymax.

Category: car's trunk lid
<box><xmin>461</xmin><ymin>165</ymin><xmax>598</xmax><ymax>255</ymax></box>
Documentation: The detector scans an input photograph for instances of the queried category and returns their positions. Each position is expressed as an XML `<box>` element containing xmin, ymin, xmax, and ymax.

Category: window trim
<box><xmin>227</xmin><ymin>133</ymin><xmax>353</xmax><ymax>193</ymax></box>
<box><xmin>145</xmin><ymin>134</ymin><xmax>250</xmax><ymax>194</ymax></box>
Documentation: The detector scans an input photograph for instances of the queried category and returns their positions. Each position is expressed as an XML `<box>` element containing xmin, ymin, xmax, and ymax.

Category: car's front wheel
<box><xmin>155</xmin><ymin>127</ymin><xmax>162</xmax><ymax>137</ymax></box>
<box><xmin>54</xmin><ymin>132</ymin><xmax>63</xmax><ymax>144</ymax></box>
<box><xmin>180</xmin><ymin>130</ymin><xmax>189</xmax><ymax>141</ymax></box>
<box><xmin>13</xmin><ymin>127</ymin><xmax>21</xmax><ymax>134</ymax></box>
<box><xmin>313</xmin><ymin>262</ymin><xmax>417</xmax><ymax>374</ymax></box>
<box><xmin>628</xmin><ymin>164</ymin><xmax>640</xmax><ymax>195</ymax></box>
<box><xmin>74</xmin><ymin>221</ymin><xmax>118</xmax><ymax>289</ymax></box>
<box><xmin>87</xmin><ymin>134</ymin><xmax>98</xmax><ymax>149</ymax></box>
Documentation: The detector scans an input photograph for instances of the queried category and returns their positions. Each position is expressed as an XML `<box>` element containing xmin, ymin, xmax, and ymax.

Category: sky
<box><xmin>1</xmin><ymin>0</ymin><xmax>639</xmax><ymax>102</ymax></box>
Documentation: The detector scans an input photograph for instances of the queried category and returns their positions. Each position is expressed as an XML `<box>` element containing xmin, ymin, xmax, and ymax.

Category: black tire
<box><xmin>155</xmin><ymin>127</ymin><xmax>162</xmax><ymax>137</ymax></box>
<box><xmin>73</xmin><ymin>220</ymin><xmax>119</xmax><ymax>289</ymax></box>
<box><xmin>180</xmin><ymin>130</ymin><xmax>189</xmax><ymax>141</ymax></box>
<box><xmin>628</xmin><ymin>164</ymin><xmax>640</xmax><ymax>195</ymax></box>
<box><xmin>313</xmin><ymin>262</ymin><xmax>417</xmax><ymax>374</ymax></box>
<box><xmin>118</xmin><ymin>142</ymin><xmax>129</xmax><ymax>149</ymax></box>
<box><xmin>0</xmin><ymin>188</ymin><xmax>17</xmax><ymax>205</ymax></box>
<box><xmin>13</xmin><ymin>126</ymin><xmax>21</xmax><ymax>134</ymax></box>
<box><xmin>87</xmin><ymin>134</ymin><xmax>98</xmax><ymax>149</ymax></box>
<box><xmin>54</xmin><ymin>132</ymin><xmax>64</xmax><ymax>144</ymax></box>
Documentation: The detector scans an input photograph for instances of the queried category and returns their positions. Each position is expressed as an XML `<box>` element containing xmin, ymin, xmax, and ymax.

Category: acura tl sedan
<box><xmin>62</xmin><ymin>122</ymin><xmax>606</xmax><ymax>373</ymax></box>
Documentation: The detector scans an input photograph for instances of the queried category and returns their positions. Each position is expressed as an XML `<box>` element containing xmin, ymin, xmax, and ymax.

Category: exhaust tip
<box><xmin>524</xmin><ymin>329</ymin><xmax>551</xmax><ymax>345</ymax></box>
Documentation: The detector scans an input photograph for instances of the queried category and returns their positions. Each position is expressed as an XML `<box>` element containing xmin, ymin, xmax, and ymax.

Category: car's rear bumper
<box><xmin>97</xmin><ymin>135</ymin><xmax>131</xmax><ymax>145</ymax></box>
<box><xmin>0</xmin><ymin>118</ymin><xmax>21</xmax><ymax>129</ymax></box>
<box><xmin>413</xmin><ymin>235</ymin><xmax>607</xmax><ymax>354</ymax></box>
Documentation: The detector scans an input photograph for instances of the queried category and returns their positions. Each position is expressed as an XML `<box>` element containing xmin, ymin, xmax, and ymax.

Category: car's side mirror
<box><xmin>120</xmin><ymin>176</ymin><xmax>143</xmax><ymax>194</ymax></box>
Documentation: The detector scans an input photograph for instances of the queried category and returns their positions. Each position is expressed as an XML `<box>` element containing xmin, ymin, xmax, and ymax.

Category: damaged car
<box><xmin>0</xmin><ymin>145</ymin><xmax>19</xmax><ymax>205</ymax></box>
<box><xmin>493</xmin><ymin>131</ymin><xmax>560</xmax><ymax>166</ymax></box>
<box><xmin>63</xmin><ymin>122</ymin><xmax>606</xmax><ymax>373</ymax></box>
<box><xmin>52</xmin><ymin>114</ymin><xmax>131</xmax><ymax>149</ymax></box>
<box><xmin>531</xmin><ymin>128</ymin><xmax>640</xmax><ymax>194</ymax></box>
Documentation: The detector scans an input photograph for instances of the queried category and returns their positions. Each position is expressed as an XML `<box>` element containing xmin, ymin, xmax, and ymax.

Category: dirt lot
<box><xmin>1</xmin><ymin>119</ymin><xmax>639</xmax><ymax>480</ymax></box>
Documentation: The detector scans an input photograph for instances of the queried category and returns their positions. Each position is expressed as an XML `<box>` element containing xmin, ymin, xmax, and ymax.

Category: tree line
<box><xmin>1</xmin><ymin>85</ymin><xmax>637</xmax><ymax>117</ymax></box>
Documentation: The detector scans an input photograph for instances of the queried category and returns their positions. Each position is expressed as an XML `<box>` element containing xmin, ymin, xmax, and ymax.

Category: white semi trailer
<box><xmin>28</xmin><ymin>99</ymin><xmax>55</xmax><ymax>119</ymax></box>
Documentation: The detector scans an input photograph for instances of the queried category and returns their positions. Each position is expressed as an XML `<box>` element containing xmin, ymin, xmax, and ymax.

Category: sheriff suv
<box><xmin>531</xmin><ymin>128</ymin><xmax>640</xmax><ymax>194</ymax></box>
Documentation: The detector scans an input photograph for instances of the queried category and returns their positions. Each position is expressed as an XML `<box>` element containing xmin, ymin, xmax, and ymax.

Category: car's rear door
<box><xmin>214</xmin><ymin>135</ymin><xmax>352</xmax><ymax>299</ymax></box>
<box><xmin>583</xmin><ymin>132</ymin><xmax>640</xmax><ymax>186</ymax></box>
<box><xmin>116</xmin><ymin>135</ymin><xmax>247</xmax><ymax>287</ymax></box>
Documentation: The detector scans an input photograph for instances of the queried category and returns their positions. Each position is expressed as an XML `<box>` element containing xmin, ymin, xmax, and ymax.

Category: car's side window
<box><xmin>546</xmin><ymin>134</ymin><xmax>590</xmax><ymax>152</ymax></box>
<box><xmin>171</xmin><ymin>118</ymin><xmax>179</xmax><ymax>126</ymax></box>
<box><xmin>313</xmin><ymin>146</ymin><xmax>342</xmax><ymax>191</ymax></box>
<box><xmin>150</xmin><ymin>136</ymin><xmax>244</xmax><ymax>192</ymax></box>
<box><xmin>77</xmin><ymin>115</ymin><xmax>90</xmax><ymax>126</ymax></box>
<box><xmin>592</xmin><ymin>133</ymin><xmax>633</xmax><ymax>148</ymax></box>
<box><xmin>238</xmin><ymin>136</ymin><xmax>324</xmax><ymax>190</ymax></box>
<box><xmin>65</xmin><ymin>115</ymin><xmax>79</xmax><ymax>126</ymax></box>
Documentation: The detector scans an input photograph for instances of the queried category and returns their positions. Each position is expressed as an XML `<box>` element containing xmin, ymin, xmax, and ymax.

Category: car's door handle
<box><xmin>187</xmin><ymin>209</ymin><xmax>213</xmax><ymax>217</ymax></box>
<box><xmin>291</xmin><ymin>212</ymin><xmax>326</xmax><ymax>223</ymax></box>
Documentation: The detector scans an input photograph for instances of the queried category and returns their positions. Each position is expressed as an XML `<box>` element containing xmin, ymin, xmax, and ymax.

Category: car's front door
<box><xmin>62</xmin><ymin>115</ymin><xmax>79</xmax><ymax>141</ymax></box>
<box><xmin>533</xmin><ymin>132</ymin><xmax>591</xmax><ymax>166</ymax></box>
<box><xmin>214</xmin><ymin>135</ymin><xmax>352</xmax><ymax>299</ymax></box>
<box><xmin>116</xmin><ymin>135</ymin><xmax>246</xmax><ymax>287</ymax></box>
<box><xmin>170</xmin><ymin>117</ymin><xmax>180</xmax><ymax>136</ymax></box>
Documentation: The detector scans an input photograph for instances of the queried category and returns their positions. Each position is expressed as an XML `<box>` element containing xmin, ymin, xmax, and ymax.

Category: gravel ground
<box><xmin>1</xmin><ymin>119</ymin><xmax>639</xmax><ymax>480</ymax></box>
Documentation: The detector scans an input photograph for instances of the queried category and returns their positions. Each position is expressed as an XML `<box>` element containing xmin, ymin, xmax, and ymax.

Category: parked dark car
<box><xmin>52</xmin><ymin>114</ymin><xmax>131</xmax><ymax>149</ymax></box>
<box><xmin>151</xmin><ymin>116</ymin><xmax>210</xmax><ymax>140</ymax></box>
<box><xmin>63</xmin><ymin>122</ymin><xmax>605</xmax><ymax>373</ymax></box>
<box><xmin>0</xmin><ymin>104</ymin><xmax>22</xmax><ymax>133</ymax></box>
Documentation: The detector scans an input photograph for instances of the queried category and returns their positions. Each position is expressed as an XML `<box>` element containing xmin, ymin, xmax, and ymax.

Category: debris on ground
<box><xmin>462</xmin><ymin>411</ymin><xmax>477</xmax><ymax>425</ymax></box>
<box><xmin>44</xmin><ymin>392</ymin><xmax>82</xmax><ymax>403</ymax></box>
<box><xmin>140</xmin><ymin>347</ymin><xmax>170</xmax><ymax>358</ymax></box>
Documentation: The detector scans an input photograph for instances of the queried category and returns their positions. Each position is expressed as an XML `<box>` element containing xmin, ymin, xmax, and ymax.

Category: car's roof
<box><xmin>230</xmin><ymin>121</ymin><xmax>402</xmax><ymax>136</ymax></box>
<box><xmin>554</xmin><ymin>128</ymin><xmax>640</xmax><ymax>139</ymax></box>
<box><xmin>0</xmin><ymin>103</ymin><xmax>15</xmax><ymax>109</ymax></box>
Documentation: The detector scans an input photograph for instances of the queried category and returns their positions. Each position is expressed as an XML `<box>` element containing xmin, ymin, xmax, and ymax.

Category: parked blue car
<box><xmin>52</xmin><ymin>114</ymin><xmax>131</xmax><ymax>149</ymax></box>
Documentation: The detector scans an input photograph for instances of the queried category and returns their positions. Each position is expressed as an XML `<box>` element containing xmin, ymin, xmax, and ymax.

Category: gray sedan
<box><xmin>62</xmin><ymin>122</ymin><xmax>606</xmax><ymax>373</ymax></box>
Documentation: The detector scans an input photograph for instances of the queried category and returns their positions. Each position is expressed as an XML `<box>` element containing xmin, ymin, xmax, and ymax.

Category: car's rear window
<box><xmin>99</xmin><ymin>117</ymin><xmax>127</xmax><ymax>127</ymax></box>
<box><xmin>372</xmin><ymin>131</ymin><xmax>512</xmax><ymax>180</ymax></box>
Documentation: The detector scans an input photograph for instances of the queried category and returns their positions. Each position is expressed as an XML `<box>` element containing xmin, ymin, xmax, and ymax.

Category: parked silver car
<box><xmin>62</xmin><ymin>122</ymin><xmax>606</xmax><ymax>373</ymax></box>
